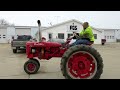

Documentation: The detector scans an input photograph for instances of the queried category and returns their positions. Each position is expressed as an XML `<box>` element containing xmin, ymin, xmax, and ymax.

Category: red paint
<box><xmin>27</xmin><ymin>63</ymin><xmax>36</xmax><ymax>71</ymax></box>
<box><xmin>67</xmin><ymin>52</ymin><xmax>95</xmax><ymax>79</ymax></box>
<box><xmin>26</xmin><ymin>38</ymin><xmax>94</xmax><ymax>78</ymax></box>
<box><xmin>26</xmin><ymin>38</ymin><xmax>93</xmax><ymax>60</ymax></box>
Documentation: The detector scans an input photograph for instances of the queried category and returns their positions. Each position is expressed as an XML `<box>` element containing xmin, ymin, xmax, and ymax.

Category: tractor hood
<box><xmin>26</xmin><ymin>41</ymin><xmax>62</xmax><ymax>48</ymax></box>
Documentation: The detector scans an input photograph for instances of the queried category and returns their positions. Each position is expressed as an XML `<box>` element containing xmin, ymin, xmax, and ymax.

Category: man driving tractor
<box><xmin>70</xmin><ymin>22</ymin><xmax>95</xmax><ymax>46</ymax></box>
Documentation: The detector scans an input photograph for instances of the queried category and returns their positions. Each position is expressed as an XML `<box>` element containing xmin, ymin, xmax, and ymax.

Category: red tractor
<box><xmin>24</xmin><ymin>20</ymin><xmax>103</xmax><ymax>79</ymax></box>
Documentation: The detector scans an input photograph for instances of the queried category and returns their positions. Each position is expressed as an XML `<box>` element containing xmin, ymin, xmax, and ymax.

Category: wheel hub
<box><xmin>78</xmin><ymin>61</ymin><xmax>85</xmax><ymax>70</ymax></box>
<box><xmin>67</xmin><ymin>51</ymin><xmax>97</xmax><ymax>79</ymax></box>
<box><xmin>27</xmin><ymin>63</ymin><xmax>36</xmax><ymax>71</ymax></box>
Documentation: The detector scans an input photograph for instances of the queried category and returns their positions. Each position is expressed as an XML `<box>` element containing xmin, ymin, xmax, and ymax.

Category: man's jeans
<box><xmin>70</xmin><ymin>39</ymin><xmax>90</xmax><ymax>47</ymax></box>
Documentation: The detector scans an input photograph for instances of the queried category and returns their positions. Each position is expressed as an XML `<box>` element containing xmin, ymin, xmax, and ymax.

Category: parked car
<box><xmin>11</xmin><ymin>35</ymin><xmax>32</xmax><ymax>53</ymax></box>
<box><xmin>101</xmin><ymin>39</ymin><xmax>106</xmax><ymax>45</ymax></box>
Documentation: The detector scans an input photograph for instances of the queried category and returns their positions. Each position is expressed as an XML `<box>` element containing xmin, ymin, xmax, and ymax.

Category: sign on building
<box><xmin>70</xmin><ymin>23</ymin><xmax>77</xmax><ymax>30</ymax></box>
<box><xmin>67</xmin><ymin>23</ymin><xmax>78</xmax><ymax>32</ymax></box>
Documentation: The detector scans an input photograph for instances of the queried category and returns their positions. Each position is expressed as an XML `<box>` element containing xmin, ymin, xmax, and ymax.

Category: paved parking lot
<box><xmin>0</xmin><ymin>43</ymin><xmax>120</xmax><ymax>79</ymax></box>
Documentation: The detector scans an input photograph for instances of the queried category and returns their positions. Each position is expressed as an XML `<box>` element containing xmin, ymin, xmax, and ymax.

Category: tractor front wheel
<box><xmin>24</xmin><ymin>59</ymin><xmax>40</xmax><ymax>74</ymax></box>
<box><xmin>60</xmin><ymin>45</ymin><xmax>103</xmax><ymax>79</ymax></box>
<box><xmin>30</xmin><ymin>59</ymin><xmax>40</xmax><ymax>67</ymax></box>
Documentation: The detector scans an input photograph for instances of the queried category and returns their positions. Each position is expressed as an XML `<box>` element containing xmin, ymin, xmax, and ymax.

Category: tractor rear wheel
<box><xmin>60</xmin><ymin>45</ymin><xmax>103</xmax><ymax>79</ymax></box>
<box><xmin>24</xmin><ymin>59</ymin><xmax>40</xmax><ymax>74</ymax></box>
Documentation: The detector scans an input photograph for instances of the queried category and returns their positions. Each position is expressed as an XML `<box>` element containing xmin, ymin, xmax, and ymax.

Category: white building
<box><xmin>1</xmin><ymin>19</ymin><xmax>120</xmax><ymax>44</ymax></box>
<box><xmin>7</xmin><ymin>26</ymin><xmax>32</xmax><ymax>43</ymax></box>
<box><xmin>115</xmin><ymin>29</ymin><xmax>120</xmax><ymax>42</ymax></box>
<box><xmin>6</xmin><ymin>26</ymin><xmax>46</xmax><ymax>43</ymax></box>
<box><xmin>0</xmin><ymin>26</ymin><xmax>8</xmax><ymax>43</ymax></box>
<box><xmin>101</xmin><ymin>29</ymin><xmax>120</xmax><ymax>42</ymax></box>
<box><xmin>35</xmin><ymin>19</ymin><xmax>103</xmax><ymax>44</ymax></box>
<box><xmin>0</xmin><ymin>25</ymin><xmax>46</xmax><ymax>43</ymax></box>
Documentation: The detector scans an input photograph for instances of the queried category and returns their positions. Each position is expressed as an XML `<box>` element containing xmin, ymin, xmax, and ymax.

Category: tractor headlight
<box><xmin>31</xmin><ymin>49</ymin><xmax>36</xmax><ymax>53</ymax></box>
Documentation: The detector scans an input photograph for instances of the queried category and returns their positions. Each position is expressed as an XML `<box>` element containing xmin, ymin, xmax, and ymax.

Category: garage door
<box><xmin>105</xmin><ymin>36</ymin><xmax>115</xmax><ymax>42</ymax></box>
<box><xmin>0</xmin><ymin>35</ymin><xmax>8</xmax><ymax>43</ymax></box>
<box><xmin>15</xmin><ymin>28</ymin><xmax>31</xmax><ymax>35</ymax></box>
<box><xmin>0</xmin><ymin>29</ymin><xmax>8</xmax><ymax>43</ymax></box>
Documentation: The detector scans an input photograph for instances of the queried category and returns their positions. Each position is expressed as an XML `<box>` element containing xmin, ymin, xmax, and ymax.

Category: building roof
<box><xmin>14</xmin><ymin>26</ymin><xmax>37</xmax><ymax>28</ymax></box>
<box><xmin>95</xmin><ymin>27</ymin><xmax>120</xmax><ymax>31</ymax></box>
<box><xmin>36</xmin><ymin>19</ymin><xmax>102</xmax><ymax>35</ymax></box>
<box><xmin>8</xmin><ymin>26</ymin><xmax>47</xmax><ymax>29</ymax></box>
<box><xmin>41</xmin><ymin>19</ymin><xmax>83</xmax><ymax>30</ymax></box>
<box><xmin>99</xmin><ymin>29</ymin><xmax>120</xmax><ymax>30</ymax></box>
<box><xmin>43</xmin><ymin>19</ymin><xmax>102</xmax><ymax>32</ymax></box>
<box><xmin>0</xmin><ymin>25</ymin><xmax>10</xmax><ymax>29</ymax></box>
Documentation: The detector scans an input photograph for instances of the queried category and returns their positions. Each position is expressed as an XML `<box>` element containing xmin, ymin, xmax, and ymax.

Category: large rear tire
<box><xmin>60</xmin><ymin>45</ymin><xmax>103</xmax><ymax>79</ymax></box>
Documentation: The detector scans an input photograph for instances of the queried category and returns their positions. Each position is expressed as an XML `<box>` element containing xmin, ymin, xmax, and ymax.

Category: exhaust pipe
<box><xmin>37</xmin><ymin>20</ymin><xmax>42</xmax><ymax>42</ymax></box>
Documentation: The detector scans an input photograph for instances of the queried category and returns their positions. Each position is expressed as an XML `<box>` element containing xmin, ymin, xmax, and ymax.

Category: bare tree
<box><xmin>0</xmin><ymin>19</ymin><xmax>14</xmax><ymax>26</ymax></box>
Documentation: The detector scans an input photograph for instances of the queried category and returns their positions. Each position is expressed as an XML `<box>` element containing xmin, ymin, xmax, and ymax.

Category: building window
<box><xmin>48</xmin><ymin>33</ymin><xmax>52</xmax><ymax>39</ymax></box>
<box><xmin>112</xmin><ymin>36</ymin><xmax>114</xmax><ymax>39</ymax></box>
<box><xmin>3</xmin><ymin>37</ymin><xmax>6</xmax><ymax>38</ymax></box>
<box><xmin>110</xmin><ymin>36</ymin><xmax>111</xmax><ymax>39</ymax></box>
<box><xmin>12</xmin><ymin>36</ymin><xmax>14</xmax><ymax>39</ymax></box>
<box><xmin>3</xmin><ymin>35</ymin><xmax>5</xmax><ymax>36</ymax></box>
<box><xmin>107</xmin><ymin>36</ymin><xmax>109</xmax><ymax>39</ymax></box>
<box><xmin>58</xmin><ymin>33</ymin><xmax>64</xmax><ymax>39</ymax></box>
<box><xmin>73</xmin><ymin>33</ymin><xmax>80</xmax><ymax>39</ymax></box>
<box><xmin>68</xmin><ymin>34</ymin><xmax>73</xmax><ymax>38</ymax></box>
<box><xmin>105</xmin><ymin>36</ymin><xmax>106</xmax><ymax>39</ymax></box>
<box><xmin>94</xmin><ymin>34</ymin><xmax>97</xmax><ymax>39</ymax></box>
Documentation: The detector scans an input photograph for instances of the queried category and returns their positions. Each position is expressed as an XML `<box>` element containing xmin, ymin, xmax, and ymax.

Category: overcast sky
<box><xmin>1</xmin><ymin>11</ymin><xmax>120</xmax><ymax>29</ymax></box>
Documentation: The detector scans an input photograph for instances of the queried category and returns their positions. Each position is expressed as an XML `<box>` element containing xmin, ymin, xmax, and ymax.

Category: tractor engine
<box><xmin>26</xmin><ymin>41</ymin><xmax>67</xmax><ymax>60</ymax></box>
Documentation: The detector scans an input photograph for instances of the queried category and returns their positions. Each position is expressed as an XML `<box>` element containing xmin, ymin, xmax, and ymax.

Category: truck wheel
<box><xmin>24</xmin><ymin>59</ymin><xmax>40</xmax><ymax>74</ymax></box>
<box><xmin>13</xmin><ymin>49</ymin><xmax>17</xmax><ymax>53</ymax></box>
<box><xmin>60</xmin><ymin>45</ymin><xmax>103</xmax><ymax>79</ymax></box>
<box><xmin>102</xmin><ymin>43</ymin><xmax>104</xmax><ymax>45</ymax></box>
